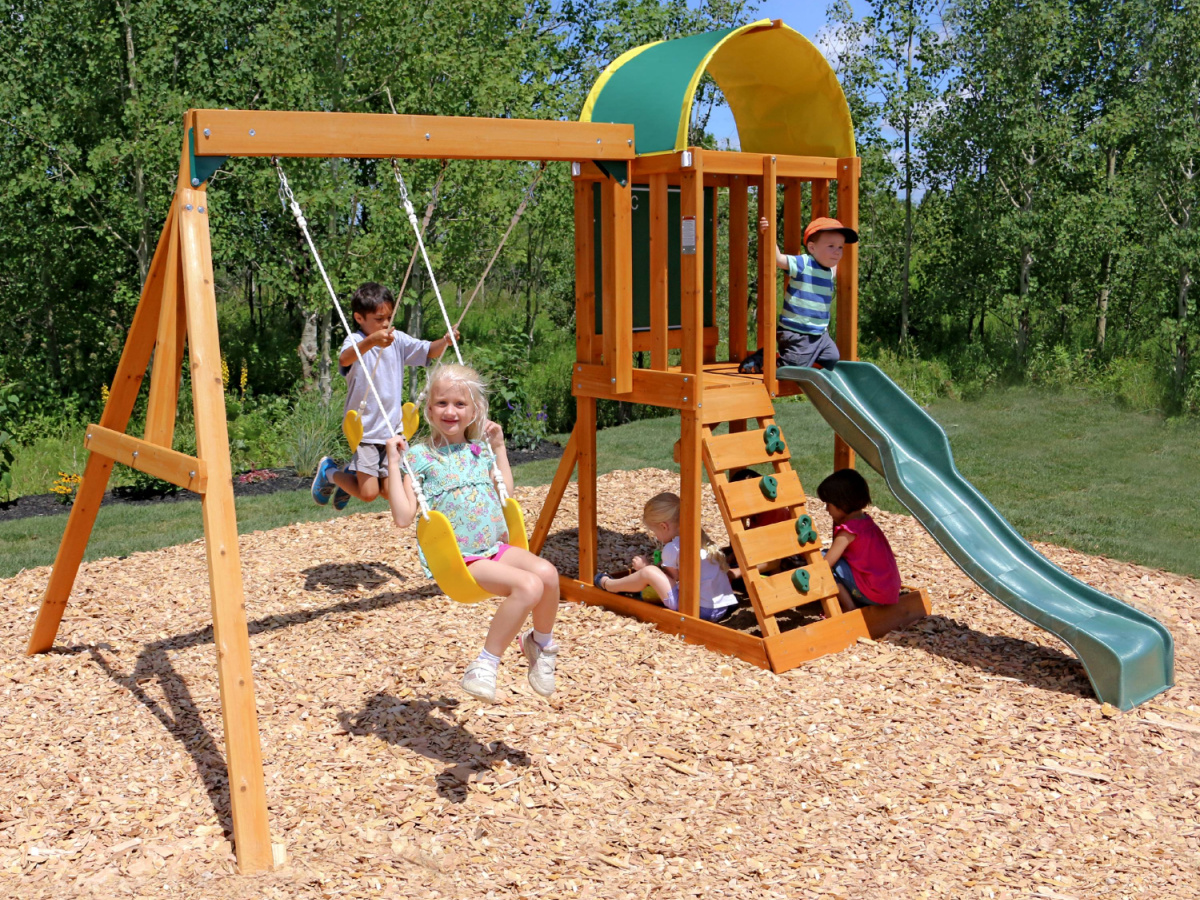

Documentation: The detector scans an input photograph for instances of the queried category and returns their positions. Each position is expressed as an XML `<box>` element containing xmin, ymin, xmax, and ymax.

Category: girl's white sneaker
<box><xmin>461</xmin><ymin>661</ymin><xmax>497</xmax><ymax>702</ymax></box>
<box><xmin>521</xmin><ymin>632</ymin><xmax>557</xmax><ymax>697</ymax></box>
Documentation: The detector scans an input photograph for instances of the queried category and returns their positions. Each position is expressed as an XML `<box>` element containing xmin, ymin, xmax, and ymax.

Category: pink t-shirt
<box><xmin>834</xmin><ymin>514</ymin><xmax>901</xmax><ymax>605</ymax></box>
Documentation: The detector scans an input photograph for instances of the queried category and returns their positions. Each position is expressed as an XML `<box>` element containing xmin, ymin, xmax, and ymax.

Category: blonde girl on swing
<box><xmin>385</xmin><ymin>364</ymin><xmax>561</xmax><ymax>703</ymax></box>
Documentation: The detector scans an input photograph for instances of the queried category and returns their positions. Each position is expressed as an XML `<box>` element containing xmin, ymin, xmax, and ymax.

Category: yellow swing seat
<box><xmin>417</xmin><ymin>498</ymin><xmax>529</xmax><ymax>604</ymax></box>
<box><xmin>343</xmin><ymin>402</ymin><xmax>422</xmax><ymax>453</ymax></box>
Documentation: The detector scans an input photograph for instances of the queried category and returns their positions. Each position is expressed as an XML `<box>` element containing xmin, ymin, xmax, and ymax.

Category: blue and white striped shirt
<box><xmin>780</xmin><ymin>254</ymin><xmax>834</xmax><ymax>336</ymax></box>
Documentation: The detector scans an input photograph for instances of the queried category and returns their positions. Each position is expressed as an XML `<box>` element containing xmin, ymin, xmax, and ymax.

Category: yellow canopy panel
<box><xmin>581</xmin><ymin>19</ymin><xmax>855</xmax><ymax>159</ymax></box>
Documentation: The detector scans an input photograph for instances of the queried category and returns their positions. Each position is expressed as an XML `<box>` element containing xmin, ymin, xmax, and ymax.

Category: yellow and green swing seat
<box><xmin>417</xmin><ymin>498</ymin><xmax>529</xmax><ymax>604</ymax></box>
<box><xmin>342</xmin><ymin>402</ymin><xmax>421</xmax><ymax>450</ymax></box>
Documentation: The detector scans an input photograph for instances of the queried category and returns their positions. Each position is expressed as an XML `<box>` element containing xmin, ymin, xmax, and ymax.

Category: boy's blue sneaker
<box><xmin>332</xmin><ymin>487</ymin><xmax>351</xmax><ymax>511</ymax></box>
<box><xmin>311</xmin><ymin>456</ymin><xmax>338</xmax><ymax>506</ymax></box>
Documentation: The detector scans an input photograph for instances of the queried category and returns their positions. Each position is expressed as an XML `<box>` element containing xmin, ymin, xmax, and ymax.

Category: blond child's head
<box><xmin>641</xmin><ymin>491</ymin><xmax>727</xmax><ymax>572</ymax></box>
<box><xmin>422</xmin><ymin>363</ymin><xmax>489</xmax><ymax>446</ymax></box>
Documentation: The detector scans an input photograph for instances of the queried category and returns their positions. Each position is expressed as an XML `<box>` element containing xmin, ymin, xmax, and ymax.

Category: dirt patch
<box><xmin>1</xmin><ymin>467</ymin><xmax>1197</xmax><ymax>898</ymax></box>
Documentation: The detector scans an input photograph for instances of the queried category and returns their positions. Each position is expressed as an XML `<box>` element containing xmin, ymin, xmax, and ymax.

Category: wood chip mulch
<box><xmin>2</xmin><ymin>467</ymin><xmax>1197</xmax><ymax>899</ymax></box>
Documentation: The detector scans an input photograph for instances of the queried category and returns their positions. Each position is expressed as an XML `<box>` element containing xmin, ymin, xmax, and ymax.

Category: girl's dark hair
<box><xmin>817</xmin><ymin>468</ymin><xmax>871</xmax><ymax>514</ymax></box>
<box><xmin>350</xmin><ymin>282</ymin><xmax>395</xmax><ymax>317</ymax></box>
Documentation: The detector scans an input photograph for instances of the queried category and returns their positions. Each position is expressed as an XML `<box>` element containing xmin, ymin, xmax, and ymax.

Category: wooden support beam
<box><xmin>145</xmin><ymin>198</ymin><xmax>187</xmax><ymax>447</ymax></box>
<box><xmin>728</xmin><ymin>175</ymin><xmax>749</xmax><ymax>365</ymax></box>
<box><xmin>648</xmin><ymin>174</ymin><xmax>669</xmax><ymax>371</ymax></box>
<box><xmin>529</xmin><ymin>428</ymin><xmax>579</xmax><ymax>556</ymax></box>
<box><xmin>573</xmin><ymin>180</ymin><xmax>599</xmax><ymax>364</ymax></box>
<box><xmin>812</xmin><ymin>179</ymin><xmax>830</xmax><ymax>219</ymax></box>
<box><xmin>84</xmin><ymin>425</ymin><xmax>207</xmax><ymax>493</ymax></box>
<box><xmin>560</xmin><ymin>577</ymin><xmax>770</xmax><ymax>669</ymax></box>
<box><xmin>27</xmin><ymin>206</ymin><xmax>178</xmax><ymax>656</ymax></box>
<box><xmin>783</xmin><ymin>178</ymin><xmax>804</xmax><ymax>255</ymax></box>
<box><xmin>835</xmin><ymin>157</ymin><xmax>861</xmax><ymax>472</ymax></box>
<box><xmin>604</xmin><ymin>176</ymin><xmax>633</xmax><ymax>394</ymax></box>
<box><xmin>694</xmin><ymin>150</ymin><xmax>839</xmax><ymax>179</ymax></box>
<box><xmin>177</xmin><ymin>190</ymin><xmax>272</xmax><ymax>874</ymax></box>
<box><xmin>759</xmin><ymin>155</ymin><xmax>778</xmax><ymax>399</ymax></box>
<box><xmin>571</xmin><ymin>363</ymin><xmax>696</xmax><ymax>409</ymax></box>
<box><xmin>576</xmin><ymin>396</ymin><xmax>598</xmax><ymax>584</ymax></box>
<box><xmin>678</xmin><ymin>408</ymin><xmax>703</xmax><ymax>621</ymax></box>
<box><xmin>680</xmin><ymin>156</ymin><xmax>705</xmax><ymax>378</ymax></box>
<box><xmin>190</xmin><ymin>109</ymin><xmax>634</xmax><ymax>162</ymax></box>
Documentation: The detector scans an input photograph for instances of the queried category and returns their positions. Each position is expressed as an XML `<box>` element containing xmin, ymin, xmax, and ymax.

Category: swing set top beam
<box><xmin>187</xmin><ymin>109</ymin><xmax>636</xmax><ymax>163</ymax></box>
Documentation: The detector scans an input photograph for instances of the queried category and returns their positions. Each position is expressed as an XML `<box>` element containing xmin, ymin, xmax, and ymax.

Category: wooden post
<box><xmin>177</xmin><ymin>190</ymin><xmax>273</xmax><ymax>874</ymax></box>
<box><xmin>812</xmin><ymin>179</ymin><xmax>830</xmax><ymax>220</ymax></box>
<box><xmin>529</xmin><ymin>428</ymin><xmax>580</xmax><ymax>555</ymax></box>
<box><xmin>783</xmin><ymin>178</ymin><xmax>803</xmax><ymax>256</ymax></box>
<box><xmin>835</xmin><ymin>158</ymin><xmax>861</xmax><ymax>471</ymax></box>
<box><xmin>573</xmin><ymin>180</ymin><xmax>599</xmax><ymax>364</ymax></box>
<box><xmin>678</xmin><ymin>154</ymin><xmax>705</xmax><ymax>620</ymax></box>
<box><xmin>759</xmin><ymin>155</ymin><xmax>778</xmax><ymax>398</ymax></box>
<box><xmin>705</xmin><ymin>185</ymin><xmax>719</xmax><ymax>366</ymax></box>
<box><xmin>145</xmin><ymin>199</ymin><xmax>188</xmax><ymax>447</ymax></box>
<box><xmin>603</xmin><ymin>175</ymin><xmax>633</xmax><ymax>394</ymax></box>
<box><xmin>728</xmin><ymin>175</ymin><xmax>749</xmax><ymax>365</ymax></box>
<box><xmin>27</xmin><ymin>208</ymin><xmax>177</xmax><ymax>655</ymax></box>
<box><xmin>649</xmin><ymin>174</ymin><xmax>669</xmax><ymax>371</ymax></box>
<box><xmin>576</xmin><ymin>396</ymin><xmax>598</xmax><ymax>584</ymax></box>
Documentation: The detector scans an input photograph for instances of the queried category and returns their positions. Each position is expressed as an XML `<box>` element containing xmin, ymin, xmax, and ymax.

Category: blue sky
<box><xmin>695</xmin><ymin>0</ymin><xmax>868</xmax><ymax>148</ymax></box>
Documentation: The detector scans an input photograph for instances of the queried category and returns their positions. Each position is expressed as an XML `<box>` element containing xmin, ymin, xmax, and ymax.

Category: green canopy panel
<box><xmin>580</xmin><ymin>19</ymin><xmax>855</xmax><ymax>159</ymax></box>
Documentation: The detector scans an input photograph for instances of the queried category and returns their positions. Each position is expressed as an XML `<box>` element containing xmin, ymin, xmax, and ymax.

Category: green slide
<box><xmin>778</xmin><ymin>362</ymin><xmax>1174</xmax><ymax>710</ymax></box>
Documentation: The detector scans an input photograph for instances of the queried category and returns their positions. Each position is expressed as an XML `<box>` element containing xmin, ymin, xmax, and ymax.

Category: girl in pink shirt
<box><xmin>817</xmin><ymin>469</ymin><xmax>902</xmax><ymax>612</ymax></box>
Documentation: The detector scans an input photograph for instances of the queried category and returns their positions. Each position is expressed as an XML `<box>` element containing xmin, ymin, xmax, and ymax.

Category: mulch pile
<box><xmin>1</xmin><ymin>467</ymin><xmax>1197</xmax><ymax>899</ymax></box>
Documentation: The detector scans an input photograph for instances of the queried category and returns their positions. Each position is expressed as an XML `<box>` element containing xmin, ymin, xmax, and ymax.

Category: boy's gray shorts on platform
<box><xmin>778</xmin><ymin>329</ymin><xmax>840</xmax><ymax>369</ymax></box>
<box><xmin>348</xmin><ymin>443</ymin><xmax>388</xmax><ymax>479</ymax></box>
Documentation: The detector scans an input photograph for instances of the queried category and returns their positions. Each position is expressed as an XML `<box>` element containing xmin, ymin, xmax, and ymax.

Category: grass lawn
<box><xmin>2</xmin><ymin>386</ymin><xmax>1197</xmax><ymax>580</ymax></box>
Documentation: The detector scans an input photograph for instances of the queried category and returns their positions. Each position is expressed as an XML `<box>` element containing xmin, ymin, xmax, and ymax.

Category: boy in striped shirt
<box><xmin>751</xmin><ymin>215</ymin><xmax>858</xmax><ymax>370</ymax></box>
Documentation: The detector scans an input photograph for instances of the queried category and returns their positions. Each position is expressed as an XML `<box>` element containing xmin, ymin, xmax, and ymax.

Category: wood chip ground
<box><xmin>2</xmin><ymin>468</ymin><xmax>1197</xmax><ymax>898</ymax></box>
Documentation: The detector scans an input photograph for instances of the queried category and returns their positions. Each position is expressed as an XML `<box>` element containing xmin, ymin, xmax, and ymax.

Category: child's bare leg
<box><xmin>468</xmin><ymin>558</ymin><xmax>550</xmax><ymax>657</ymax></box>
<box><xmin>836</xmin><ymin>582</ymin><xmax>857</xmax><ymax>613</ymax></box>
<box><xmin>491</xmin><ymin>547</ymin><xmax>559</xmax><ymax>634</ymax></box>
<box><xmin>330</xmin><ymin>468</ymin><xmax>382</xmax><ymax>502</ymax></box>
<box><xmin>602</xmin><ymin>565</ymin><xmax>674</xmax><ymax>603</ymax></box>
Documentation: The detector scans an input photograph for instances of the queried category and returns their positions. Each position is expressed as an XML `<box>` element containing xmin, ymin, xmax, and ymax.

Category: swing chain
<box><xmin>273</xmin><ymin>157</ymin><xmax>307</xmax><ymax>231</ymax></box>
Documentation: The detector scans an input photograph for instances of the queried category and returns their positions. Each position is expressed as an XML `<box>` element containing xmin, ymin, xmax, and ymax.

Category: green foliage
<box><xmin>0</xmin><ymin>385</ymin><xmax>20</xmax><ymax>501</ymax></box>
<box><xmin>287</xmin><ymin>393</ymin><xmax>343</xmax><ymax>478</ymax></box>
<box><xmin>504</xmin><ymin>402</ymin><xmax>551</xmax><ymax>451</ymax></box>
<box><xmin>863</xmin><ymin>343</ymin><xmax>958</xmax><ymax>406</ymax></box>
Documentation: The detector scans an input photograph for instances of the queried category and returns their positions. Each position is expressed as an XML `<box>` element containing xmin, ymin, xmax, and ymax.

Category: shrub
<box><xmin>864</xmin><ymin>343</ymin><xmax>958</xmax><ymax>406</ymax></box>
<box><xmin>288</xmin><ymin>393</ymin><xmax>343</xmax><ymax>477</ymax></box>
<box><xmin>505</xmin><ymin>402</ymin><xmax>550</xmax><ymax>451</ymax></box>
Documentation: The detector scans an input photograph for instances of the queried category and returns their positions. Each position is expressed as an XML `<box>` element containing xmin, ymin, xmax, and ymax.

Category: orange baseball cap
<box><xmin>804</xmin><ymin>217</ymin><xmax>859</xmax><ymax>245</ymax></box>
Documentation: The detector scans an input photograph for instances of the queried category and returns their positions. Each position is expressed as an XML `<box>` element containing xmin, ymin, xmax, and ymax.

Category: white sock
<box><xmin>475</xmin><ymin>648</ymin><xmax>501</xmax><ymax>672</ymax></box>
<box><xmin>532</xmin><ymin>629</ymin><xmax>556</xmax><ymax>650</ymax></box>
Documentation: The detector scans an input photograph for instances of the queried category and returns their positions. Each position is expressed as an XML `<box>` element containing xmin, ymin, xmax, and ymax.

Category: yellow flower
<box><xmin>221</xmin><ymin>355</ymin><xmax>230</xmax><ymax>389</ymax></box>
<box><xmin>100</xmin><ymin>384</ymin><xmax>110</xmax><ymax>406</ymax></box>
<box><xmin>240</xmin><ymin>360</ymin><xmax>249</xmax><ymax>396</ymax></box>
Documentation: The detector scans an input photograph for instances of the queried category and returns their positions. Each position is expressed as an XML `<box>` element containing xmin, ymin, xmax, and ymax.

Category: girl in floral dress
<box><xmin>385</xmin><ymin>364</ymin><xmax>560</xmax><ymax>703</ymax></box>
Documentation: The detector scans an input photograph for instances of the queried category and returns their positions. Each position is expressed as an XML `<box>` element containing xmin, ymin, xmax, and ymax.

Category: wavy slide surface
<box><xmin>778</xmin><ymin>362</ymin><xmax>1174</xmax><ymax>709</ymax></box>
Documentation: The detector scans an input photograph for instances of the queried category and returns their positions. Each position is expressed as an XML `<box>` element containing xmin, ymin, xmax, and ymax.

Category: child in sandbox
<box><xmin>593</xmin><ymin>491</ymin><xmax>739</xmax><ymax>623</ymax></box>
<box><xmin>817</xmin><ymin>469</ymin><xmax>902</xmax><ymax>612</ymax></box>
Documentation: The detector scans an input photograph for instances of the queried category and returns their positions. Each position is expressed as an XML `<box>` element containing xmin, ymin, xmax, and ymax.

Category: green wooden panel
<box><xmin>592</xmin><ymin>182</ymin><xmax>714</xmax><ymax>335</ymax></box>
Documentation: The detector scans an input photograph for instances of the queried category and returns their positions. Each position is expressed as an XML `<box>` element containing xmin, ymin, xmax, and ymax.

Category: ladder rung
<box><xmin>755</xmin><ymin>562</ymin><xmax>839</xmax><ymax>617</ymax></box>
<box><xmin>704</xmin><ymin>427</ymin><xmax>789</xmax><ymax>471</ymax></box>
<box><xmin>721</xmin><ymin>469</ymin><xmax>807</xmax><ymax>521</ymax></box>
<box><xmin>734</xmin><ymin>518</ymin><xmax>821</xmax><ymax>568</ymax></box>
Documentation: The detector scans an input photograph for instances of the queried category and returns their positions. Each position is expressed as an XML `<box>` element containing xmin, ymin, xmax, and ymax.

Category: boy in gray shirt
<box><xmin>311</xmin><ymin>282</ymin><xmax>456</xmax><ymax>509</ymax></box>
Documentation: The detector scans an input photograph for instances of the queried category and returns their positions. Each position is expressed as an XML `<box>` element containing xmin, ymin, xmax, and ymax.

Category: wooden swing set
<box><xmin>26</xmin><ymin>19</ymin><xmax>930</xmax><ymax>874</ymax></box>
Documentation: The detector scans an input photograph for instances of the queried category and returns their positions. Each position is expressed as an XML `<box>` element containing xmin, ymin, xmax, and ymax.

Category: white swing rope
<box><xmin>273</xmin><ymin>158</ymin><xmax>431</xmax><ymax>521</ymax></box>
<box><xmin>389</xmin><ymin>158</ymin><xmax>523</xmax><ymax>507</ymax></box>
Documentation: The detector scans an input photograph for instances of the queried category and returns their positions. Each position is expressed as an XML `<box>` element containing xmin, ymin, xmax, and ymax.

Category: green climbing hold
<box><xmin>759</xmin><ymin>474</ymin><xmax>778</xmax><ymax>500</ymax></box>
<box><xmin>792</xmin><ymin>568</ymin><xmax>811</xmax><ymax>592</ymax></box>
<box><xmin>762</xmin><ymin>425</ymin><xmax>786</xmax><ymax>455</ymax></box>
<box><xmin>795</xmin><ymin>514</ymin><xmax>817</xmax><ymax>545</ymax></box>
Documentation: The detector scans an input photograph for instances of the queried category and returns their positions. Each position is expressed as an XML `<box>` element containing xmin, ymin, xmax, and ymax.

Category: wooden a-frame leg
<box><xmin>27</xmin><ymin>205</ymin><xmax>179</xmax><ymax>655</ymax></box>
<box><xmin>577</xmin><ymin>397</ymin><xmax>598</xmax><ymax>584</ymax></box>
<box><xmin>178</xmin><ymin>190</ymin><xmax>273</xmax><ymax>874</ymax></box>
<box><xmin>529</xmin><ymin>427</ymin><xmax>580</xmax><ymax>556</ymax></box>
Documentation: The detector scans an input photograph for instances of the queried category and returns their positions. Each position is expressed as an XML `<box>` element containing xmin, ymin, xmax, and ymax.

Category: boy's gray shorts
<box><xmin>348</xmin><ymin>444</ymin><xmax>388</xmax><ymax>479</ymax></box>
<box><xmin>778</xmin><ymin>329</ymin><xmax>840</xmax><ymax>369</ymax></box>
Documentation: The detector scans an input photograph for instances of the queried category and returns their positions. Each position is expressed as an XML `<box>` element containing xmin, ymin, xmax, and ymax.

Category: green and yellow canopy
<box><xmin>581</xmin><ymin>19</ymin><xmax>854</xmax><ymax>159</ymax></box>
